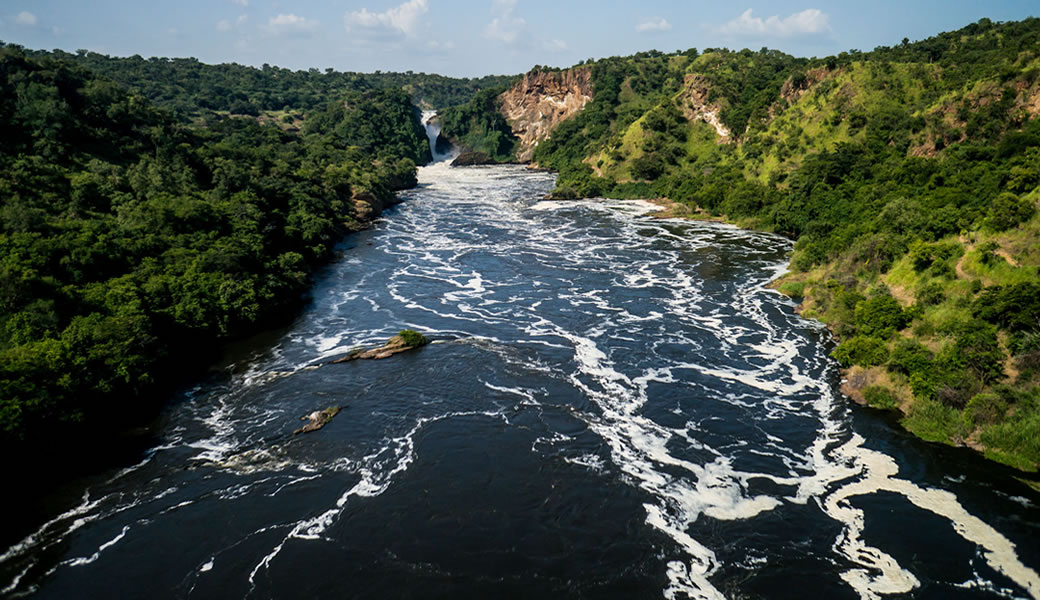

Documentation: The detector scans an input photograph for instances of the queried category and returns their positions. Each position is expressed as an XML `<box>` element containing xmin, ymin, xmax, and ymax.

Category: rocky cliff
<box><xmin>499</xmin><ymin>68</ymin><xmax>594</xmax><ymax>162</ymax></box>
<box><xmin>678</xmin><ymin>74</ymin><xmax>732</xmax><ymax>141</ymax></box>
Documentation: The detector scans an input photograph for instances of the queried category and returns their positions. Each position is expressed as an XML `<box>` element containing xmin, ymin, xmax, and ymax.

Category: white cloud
<box><xmin>216</xmin><ymin>19</ymin><xmax>232</xmax><ymax>32</ymax></box>
<box><xmin>483</xmin><ymin>0</ymin><xmax>526</xmax><ymax>45</ymax></box>
<box><xmin>15</xmin><ymin>11</ymin><xmax>37</xmax><ymax>26</ymax></box>
<box><xmin>543</xmin><ymin>39</ymin><xmax>568</xmax><ymax>52</ymax></box>
<box><xmin>718</xmin><ymin>8</ymin><xmax>830</xmax><ymax>37</ymax></box>
<box><xmin>231</xmin><ymin>0</ymin><xmax>248</xmax><ymax>6</ymax></box>
<box><xmin>267</xmin><ymin>13</ymin><xmax>320</xmax><ymax>36</ymax></box>
<box><xmin>237</xmin><ymin>14</ymin><xmax>248</xmax><ymax>25</ymax></box>
<box><xmin>636</xmin><ymin>17</ymin><xmax>671</xmax><ymax>33</ymax></box>
<box><xmin>345</xmin><ymin>0</ymin><xmax>428</xmax><ymax>37</ymax></box>
<box><xmin>427</xmin><ymin>40</ymin><xmax>455</xmax><ymax>51</ymax></box>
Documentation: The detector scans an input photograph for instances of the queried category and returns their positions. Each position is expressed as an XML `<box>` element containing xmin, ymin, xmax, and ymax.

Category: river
<box><xmin>1</xmin><ymin>164</ymin><xmax>1038</xmax><ymax>599</ymax></box>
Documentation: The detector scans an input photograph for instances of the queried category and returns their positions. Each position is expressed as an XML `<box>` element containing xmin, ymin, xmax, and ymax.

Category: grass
<box><xmin>901</xmin><ymin>398</ymin><xmax>972</xmax><ymax>444</ymax></box>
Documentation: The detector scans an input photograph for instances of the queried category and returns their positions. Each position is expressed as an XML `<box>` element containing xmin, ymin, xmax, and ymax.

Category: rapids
<box><xmin>1</xmin><ymin>164</ymin><xmax>1037</xmax><ymax>599</ymax></box>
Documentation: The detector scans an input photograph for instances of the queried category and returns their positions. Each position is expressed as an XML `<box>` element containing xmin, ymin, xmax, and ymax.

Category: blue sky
<box><xmin>1</xmin><ymin>1</ymin><xmax>1037</xmax><ymax>77</ymax></box>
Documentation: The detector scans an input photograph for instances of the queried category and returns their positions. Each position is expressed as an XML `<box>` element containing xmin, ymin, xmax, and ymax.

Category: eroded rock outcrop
<box><xmin>294</xmin><ymin>406</ymin><xmax>340</xmax><ymax>435</ymax></box>
<box><xmin>678</xmin><ymin>74</ymin><xmax>732</xmax><ymax>142</ymax></box>
<box><xmin>779</xmin><ymin>67</ymin><xmax>834</xmax><ymax>106</ymax></box>
<box><xmin>331</xmin><ymin>330</ymin><xmax>429</xmax><ymax>363</ymax></box>
<box><xmin>499</xmin><ymin>68</ymin><xmax>594</xmax><ymax>162</ymax></box>
<box><xmin>451</xmin><ymin>151</ymin><xmax>496</xmax><ymax>167</ymax></box>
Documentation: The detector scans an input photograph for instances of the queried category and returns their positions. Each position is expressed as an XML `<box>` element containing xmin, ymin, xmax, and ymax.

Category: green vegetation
<box><xmin>398</xmin><ymin>329</ymin><xmax>430</xmax><ymax>347</ymax></box>
<box><xmin>0</xmin><ymin>46</ymin><xmax>428</xmax><ymax>458</ymax></box>
<box><xmin>518</xmin><ymin>18</ymin><xmax>1040</xmax><ymax>470</ymax></box>
<box><xmin>17</xmin><ymin>46</ymin><xmax>515</xmax><ymax>119</ymax></box>
<box><xmin>438</xmin><ymin>87</ymin><xmax>519</xmax><ymax>162</ymax></box>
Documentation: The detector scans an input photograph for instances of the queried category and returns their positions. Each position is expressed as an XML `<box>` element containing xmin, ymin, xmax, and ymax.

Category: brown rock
<box><xmin>294</xmin><ymin>406</ymin><xmax>340</xmax><ymax>435</ymax></box>
<box><xmin>330</xmin><ymin>331</ymin><xmax>428</xmax><ymax>364</ymax></box>
<box><xmin>499</xmin><ymin>68</ymin><xmax>594</xmax><ymax>162</ymax></box>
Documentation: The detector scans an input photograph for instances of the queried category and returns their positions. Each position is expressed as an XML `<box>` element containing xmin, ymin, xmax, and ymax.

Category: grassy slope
<box><xmin>529</xmin><ymin>20</ymin><xmax>1040</xmax><ymax>472</ymax></box>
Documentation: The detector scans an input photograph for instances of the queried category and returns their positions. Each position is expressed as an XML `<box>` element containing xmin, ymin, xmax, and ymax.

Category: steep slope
<box><xmin>499</xmin><ymin>68</ymin><xmax>593</xmax><ymax>161</ymax></box>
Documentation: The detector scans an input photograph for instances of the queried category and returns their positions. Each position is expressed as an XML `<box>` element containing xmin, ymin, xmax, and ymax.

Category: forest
<box><xmin>21</xmin><ymin>47</ymin><xmax>514</xmax><ymax>120</ymax></box>
<box><xmin>456</xmin><ymin>18</ymin><xmax>1040</xmax><ymax>471</ymax></box>
<box><xmin>0</xmin><ymin>45</ymin><xmax>445</xmax><ymax>466</ymax></box>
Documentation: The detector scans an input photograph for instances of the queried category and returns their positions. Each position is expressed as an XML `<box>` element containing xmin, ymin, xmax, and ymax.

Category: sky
<box><xmin>1</xmin><ymin>1</ymin><xmax>1037</xmax><ymax>78</ymax></box>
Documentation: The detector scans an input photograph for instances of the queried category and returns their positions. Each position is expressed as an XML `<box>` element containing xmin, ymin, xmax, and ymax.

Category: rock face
<box><xmin>351</xmin><ymin>189</ymin><xmax>403</xmax><ymax>223</ymax></box>
<box><xmin>331</xmin><ymin>330</ymin><xmax>429</xmax><ymax>363</ymax></box>
<box><xmin>678</xmin><ymin>74</ymin><xmax>732</xmax><ymax>142</ymax></box>
<box><xmin>499</xmin><ymin>68</ymin><xmax>594</xmax><ymax>162</ymax></box>
<box><xmin>779</xmin><ymin>66</ymin><xmax>833</xmax><ymax>106</ymax></box>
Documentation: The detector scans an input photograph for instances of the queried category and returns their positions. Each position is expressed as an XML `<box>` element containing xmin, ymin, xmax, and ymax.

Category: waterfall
<box><xmin>421</xmin><ymin>110</ymin><xmax>457</xmax><ymax>163</ymax></box>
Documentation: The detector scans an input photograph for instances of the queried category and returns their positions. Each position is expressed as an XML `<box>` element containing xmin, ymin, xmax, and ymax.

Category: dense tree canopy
<box><xmin>0</xmin><ymin>46</ymin><xmax>426</xmax><ymax>453</ymax></box>
<box><xmin>13</xmin><ymin>46</ymin><xmax>516</xmax><ymax>119</ymax></box>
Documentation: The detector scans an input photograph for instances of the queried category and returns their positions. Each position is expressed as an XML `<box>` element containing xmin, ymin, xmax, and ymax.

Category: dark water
<box><xmin>2</xmin><ymin>165</ymin><xmax>1039</xmax><ymax>599</ymax></box>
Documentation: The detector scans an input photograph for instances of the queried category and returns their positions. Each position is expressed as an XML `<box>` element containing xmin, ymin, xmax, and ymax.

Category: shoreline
<box><xmin>635</xmin><ymin>192</ymin><xmax>1039</xmax><ymax>478</ymax></box>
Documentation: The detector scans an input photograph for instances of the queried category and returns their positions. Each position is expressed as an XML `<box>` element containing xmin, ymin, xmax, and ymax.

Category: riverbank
<box><xmin>641</xmin><ymin>196</ymin><xmax>1040</xmax><ymax>477</ymax></box>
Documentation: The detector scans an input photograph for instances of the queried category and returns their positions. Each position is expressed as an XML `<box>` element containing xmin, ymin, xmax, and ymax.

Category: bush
<box><xmin>973</xmin><ymin>282</ymin><xmax>1040</xmax><ymax>333</ymax></box>
<box><xmin>832</xmin><ymin>336</ymin><xmax>889</xmax><ymax>367</ymax></box>
<box><xmin>908</xmin><ymin>241</ymin><xmax>962</xmax><ymax>272</ymax></box>
<box><xmin>941</xmin><ymin>320</ymin><xmax>1005</xmax><ymax>385</ymax></box>
<box><xmin>917</xmin><ymin>281</ymin><xmax>946</xmax><ymax>306</ymax></box>
<box><xmin>963</xmin><ymin>392</ymin><xmax>1008</xmax><ymax>426</ymax></box>
<box><xmin>398</xmin><ymin>329</ymin><xmax>429</xmax><ymax>347</ymax></box>
<box><xmin>888</xmin><ymin>338</ymin><xmax>934</xmax><ymax>375</ymax></box>
<box><xmin>855</xmin><ymin>293</ymin><xmax>907</xmax><ymax>338</ymax></box>
<box><xmin>986</xmin><ymin>192</ymin><xmax>1036</xmax><ymax>231</ymax></box>
<box><xmin>864</xmin><ymin>385</ymin><xmax>899</xmax><ymax>409</ymax></box>
<box><xmin>901</xmin><ymin>397</ymin><xmax>971</xmax><ymax>444</ymax></box>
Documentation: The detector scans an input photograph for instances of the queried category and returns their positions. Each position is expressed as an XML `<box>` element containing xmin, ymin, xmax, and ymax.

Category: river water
<box><xmin>2</xmin><ymin>165</ymin><xmax>1038</xmax><ymax>599</ymax></box>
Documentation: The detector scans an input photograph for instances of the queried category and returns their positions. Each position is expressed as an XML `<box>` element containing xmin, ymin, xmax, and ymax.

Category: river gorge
<box><xmin>1</xmin><ymin>164</ymin><xmax>1038</xmax><ymax>599</ymax></box>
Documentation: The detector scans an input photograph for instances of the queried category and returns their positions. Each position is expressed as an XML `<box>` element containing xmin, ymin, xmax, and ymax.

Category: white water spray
<box><xmin>421</xmin><ymin>110</ymin><xmax>457</xmax><ymax>163</ymax></box>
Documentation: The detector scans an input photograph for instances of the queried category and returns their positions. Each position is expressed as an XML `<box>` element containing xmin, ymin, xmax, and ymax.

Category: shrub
<box><xmin>973</xmin><ymin>282</ymin><xmax>1040</xmax><ymax>333</ymax></box>
<box><xmin>901</xmin><ymin>397</ymin><xmax>971</xmax><ymax>443</ymax></box>
<box><xmin>908</xmin><ymin>241</ymin><xmax>962</xmax><ymax>272</ymax></box>
<box><xmin>986</xmin><ymin>192</ymin><xmax>1036</xmax><ymax>231</ymax></box>
<box><xmin>855</xmin><ymin>293</ymin><xmax>907</xmax><ymax>338</ymax></box>
<box><xmin>917</xmin><ymin>281</ymin><xmax>946</xmax><ymax>306</ymax></box>
<box><xmin>832</xmin><ymin>336</ymin><xmax>889</xmax><ymax>367</ymax></box>
<box><xmin>398</xmin><ymin>329</ymin><xmax>429</xmax><ymax>347</ymax></box>
<box><xmin>888</xmin><ymin>338</ymin><xmax>933</xmax><ymax>375</ymax></box>
<box><xmin>963</xmin><ymin>393</ymin><xmax>1008</xmax><ymax>426</ymax></box>
<box><xmin>941</xmin><ymin>320</ymin><xmax>1005</xmax><ymax>385</ymax></box>
<box><xmin>863</xmin><ymin>385</ymin><xmax>899</xmax><ymax>409</ymax></box>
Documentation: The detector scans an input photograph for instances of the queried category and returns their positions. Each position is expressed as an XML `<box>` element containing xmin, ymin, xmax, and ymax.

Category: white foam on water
<box><xmin>820</xmin><ymin>434</ymin><xmax>1040</xmax><ymax>599</ymax></box>
<box><xmin>65</xmin><ymin>525</ymin><xmax>131</xmax><ymax>567</ymax></box>
<box><xmin>10</xmin><ymin>165</ymin><xmax>1038</xmax><ymax>599</ymax></box>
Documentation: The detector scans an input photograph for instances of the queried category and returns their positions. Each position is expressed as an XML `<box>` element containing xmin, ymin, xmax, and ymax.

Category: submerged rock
<box><xmin>294</xmin><ymin>406</ymin><xmax>340</xmax><ymax>435</ymax></box>
<box><xmin>331</xmin><ymin>330</ymin><xmax>429</xmax><ymax>363</ymax></box>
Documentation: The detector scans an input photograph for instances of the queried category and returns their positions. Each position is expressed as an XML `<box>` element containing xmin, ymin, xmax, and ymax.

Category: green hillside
<box><xmin>530</xmin><ymin>18</ymin><xmax>1040</xmax><ymax>471</ymax></box>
